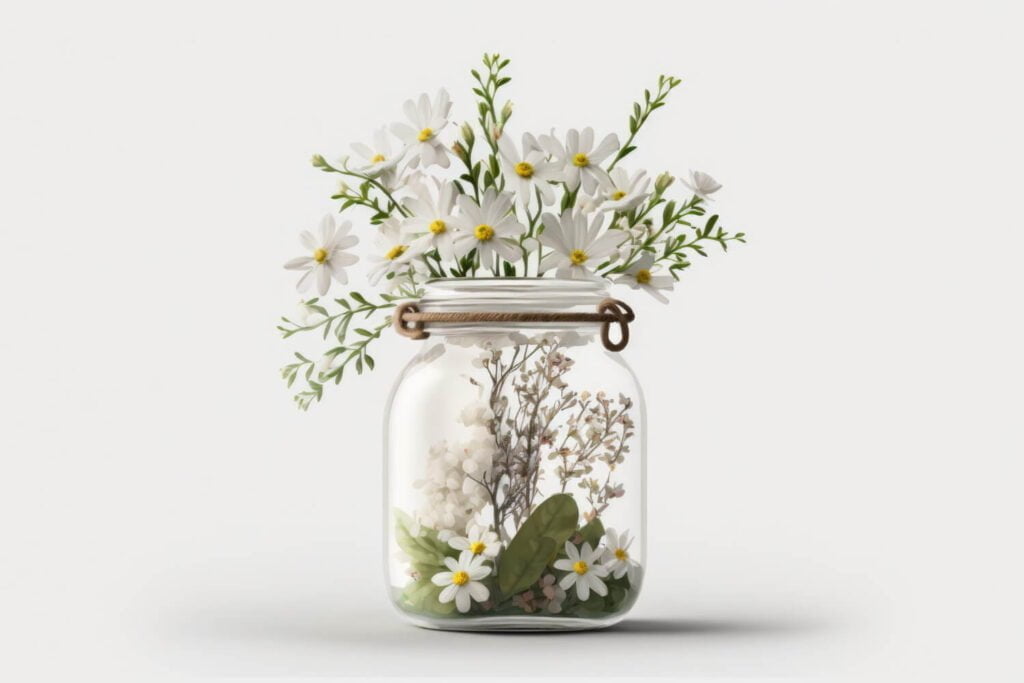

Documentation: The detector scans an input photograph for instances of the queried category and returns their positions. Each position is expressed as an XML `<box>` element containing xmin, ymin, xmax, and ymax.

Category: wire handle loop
<box><xmin>392</xmin><ymin>298</ymin><xmax>636</xmax><ymax>352</ymax></box>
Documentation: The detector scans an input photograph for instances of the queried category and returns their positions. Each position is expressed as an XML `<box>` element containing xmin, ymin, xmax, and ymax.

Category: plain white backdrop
<box><xmin>2</xmin><ymin>0</ymin><xmax>1022</xmax><ymax>679</ymax></box>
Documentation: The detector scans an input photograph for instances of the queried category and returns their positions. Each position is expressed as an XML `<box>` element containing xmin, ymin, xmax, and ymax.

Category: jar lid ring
<box><xmin>392</xmin><ymin>298</ymin><xmax>635</xmax><ymax>352</ymax></box>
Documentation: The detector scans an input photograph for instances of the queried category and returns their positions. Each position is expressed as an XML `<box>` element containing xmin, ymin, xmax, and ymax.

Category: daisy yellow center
<box><xmin>469</xmin><ymin>541</ymin><xmax>486</xmax><ymax>555</ymax></box>
<box><xmin>313</xmin><ymin>247</ymin><xmax>328</xmax><ymax>263</ymax></box>
<box><xmin>572</xmin><ymin>560</ymin><xmax>589</xmax><ymax>575</ymax></box>
<box><xmin>569</xmin><ymin>249</ymin><xmax>588</xmax><ymax>266</ymax></box>
<box><xmin>385</xmin><ymin>245</ymin><xmax>407</xmax><ymax>260</ymax></box>
<box><xmin>514</xmin><ymin>161</ymin><xmax>534</xmax><ymax>178</ymax></box>
<box><xmin>417</xmin><ymin>128</ymin><xmax>433</xmax><ymax>142</ymax></box>
<box><xmin>474</xmin><ymin>224</ymin><xmax>495</xmax><ymax>241</ymax></box>
<box><xmin>452</xmin><ymin>570</ymin><xmax>470</xmax><ymax>586</ymax></box>
<box><xmin>429</xmin><ymin>220</ymin><xmax>446</xmax><ymax>234</ymax></box>
<box><xmin>611</xmin><ymin>190</ymin><xmax>627</xmax><ymax>200</ymax></box>
<box><xmin>572</xmin><ymin>153</ymin><xmax>589</xmax><ymax>167</ymax></box>
<box><xmin>370</xmin><ymin>154</ymin><xmax>386</xmax><ymax>163</ymax></box>
<box><xmin>615</xmin><ymin>548</ymin><xmax>629</xmax><ymax>561</ymax></box>
<box><xmin>635</xmin><ymin>268</ymin><xmax>652</xmax><ymax>285</ymax></box>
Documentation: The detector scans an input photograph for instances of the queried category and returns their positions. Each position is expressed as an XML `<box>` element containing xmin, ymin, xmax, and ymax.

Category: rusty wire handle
<box><xmin>392</xmin><ymin>298</ymin><xmax>636</xmax><ymax>352</ymax></box>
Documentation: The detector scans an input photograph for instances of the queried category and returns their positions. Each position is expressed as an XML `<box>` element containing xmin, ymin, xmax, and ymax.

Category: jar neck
<box><xmin>416</xmin><ymin>277</ymin><xmax>608</xmax><ymax>337</ymax></box>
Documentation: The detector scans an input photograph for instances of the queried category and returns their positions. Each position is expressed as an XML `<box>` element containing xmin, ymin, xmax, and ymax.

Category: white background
<box><xmin>2</xmin><ymin>0</ymin><xmax>1022</xmax><ymax>680</ymax></box>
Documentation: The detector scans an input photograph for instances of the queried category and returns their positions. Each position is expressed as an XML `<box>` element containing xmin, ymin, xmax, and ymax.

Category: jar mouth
<box><xmin>423</xmin><ymin>277</ymin><xmax>607</xmax><ymax>294</ymax></box>
<box><xmin>417</xmin><ymin>277</ymin><xmax>609</xmax><ymax>337</ymax></box>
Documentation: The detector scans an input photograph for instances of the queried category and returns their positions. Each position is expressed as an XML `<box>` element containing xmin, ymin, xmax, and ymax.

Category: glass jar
<box><xmin>384</xmin><ymin>278</ymin><xmax>645</xmax><ymax>631</ymax></box>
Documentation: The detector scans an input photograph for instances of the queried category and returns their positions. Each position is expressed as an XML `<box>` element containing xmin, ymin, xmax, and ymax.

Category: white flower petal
<box><xmin>284</xmin><ymin>256</ymin><xmax>313</xmax><ymax>270</ymax></box>
<box><xmin>467</xmin><ymin>581</ymin><xmax>489</xmax><ymax>602</ymax></box>
<box><xmin>439</xmin><ymin>583</ymin><xmax>459</xmax><ymax>603</ymax></box>
<box><xmin>454</xmin><ymin>587</ymin><xmax>471</xmax><ymax>613</ymax></box>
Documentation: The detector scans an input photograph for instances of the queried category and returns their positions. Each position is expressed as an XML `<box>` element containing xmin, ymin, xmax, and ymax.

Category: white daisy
<box><xmin>447</xmin><ymin>524</ymin><xmax>500</xmax><ymax>558</ymax></box>
<box><xmin>390</xmin><ymin>89</ymin><xmax>452</xmax><ymax>169</ymax></box>
<box><xmin>538</xmin><ymin>209</ymin><xmax>626</xmax><ymax>279</ymax></box>
<box><xmin>365</xmin><ymin>217</ymin><xmax>422</xmax><ymax>286</ymax></box>
<box><xmin>614</xmin><ymin>252</ymin><xmax>674</xmax><ymax>303</ymax></box>
<box><xmin>540</xmin><ymin>127</ymin><xmax>619</xmax><ymax>194</ymax></box>
<box><xmin>283</xmin><ymin>214</ymin><xmax>359</xmax><ymax>296</ymax></box>
<box><xmin>601</xmin><ymin>528</ymin><xmax>641</xmax><ymax>584</ymax></box>
<box><xmin>553</xmin><ymin>541</ymin><xmax>609</xmax><ymax>601</ymax></box>
<box><xmin>497</xmin><ymin>132</ymin><xmax>562</xmax><ymax>212</ymax></box>
<box><xmin>601</xmin><ymin>168</ymin><xmax>650</xmax><ymax>213</ymax></box>
<box><xmin>430</xmin><ymin>550</ymin><xmax>491</xmax><ymax>613</ymax></box>
<box><xmin>451</xmin><ymin>188</ymin><xmax>525</xmax><ymax>268</ymax></box>
<box><xmin>679</xmin><ymin>170</ymin><xmax>722</xmax><ymax>200</ymax></box>
<box><xmin>350</xmin><ymin>127</ymin><xmax>402</xmax><ymax>179</ymax></box>
<box><xmin>402</xmin><ymin>179</ymin><xmax>459</xmax><ymax>261</ymax></box>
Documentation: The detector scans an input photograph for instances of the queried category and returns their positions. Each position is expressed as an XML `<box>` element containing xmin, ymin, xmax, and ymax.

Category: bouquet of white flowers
<box><xmin>279</xmin><ymin>53</ymin><xmax>744</xmax><ymax>409</ymax></box>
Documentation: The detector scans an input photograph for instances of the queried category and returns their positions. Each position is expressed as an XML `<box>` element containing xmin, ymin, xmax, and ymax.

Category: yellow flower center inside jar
<box><xmin>385</xmin><ymin>245</ymin><xmax>407</xmax><ymax>260</ymax></box>
<box><xmin>514</xmin><ymin>161</ymin><xmax>534</xmax><ymax>178</ymax></box>
<box><xmin>417</xmin><ymin>128</ymin><xmax>433</xmax><ymax>142</ymax></box>
<box><xmin>572</xmin><ymin>560</ymin><xmax>589</xmax><ymax>575</ymax></box>
<box><xmin>572</xmin><ymin>153</ymin><xmax>589</xmax><ymax>167</ymax></box>
<box><xmin>615</xmin><ymin>548</ymin><xmax>629</xmax><ymax>561</ymax></box>
<box><xmin>451</xmin><ymin>570</ymin><xmax>470</xmax><ymax>586</ymax></box>
<box><xmin>611</xmin><ymin>190</ymin><xmax>627</xmax><ymax>200</ymax></box>
<box><xmin>313</xmin><ymin>247</ymin><xmax>328</xmax><ymax>263</ymax></box>
<box><xmin>469</xmin><ymin>541</ymin><xmax>486</xmax><ymax>555</ymax></box>
<box><xmin>635</xmin><ymin>268</ymin><xmax>652</xmax><ymax>285</ymax></box>
<box><xmin>370</xmin><ymin>154</ymin><xmax>386</xmax><ymax>163</ymax></box>
<box><xmin>474</xmin><ymin>224</ymin><xmax>495</xmax><ymax>241</ymax></box>
<box><xmin>429</xmin><ymin>220</ymin><xmax>446</xmax><ymax>234</ymax></box>
<box><xmin>569</xmin><ymin>249</ymin><xmax>588</xmax><ymax>266</ymax></box>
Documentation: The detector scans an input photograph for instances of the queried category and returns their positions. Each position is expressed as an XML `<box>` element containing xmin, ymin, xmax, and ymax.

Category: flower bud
<box><xmin>655</xmin><ymin>171</ymin><xmax>675</xmax><ymax>193</ymax></box>
<box><xmin>490</xmin><ymin>123</ymin><xmax>502</xmax><ymax>141</ymax></box>
<box><xmin>337</xmin><ymin>180</ymin><xmax>350</xmax><ymax>195</ymax></box>
<box><xmin>500</xmin><ymin>101</ymin><xmax>514</xmax><ymax>123</ymax></box>
<box><xmin>310</xmin><ymin>154</ymin><xmax>327</xmax><ymax>168</ymax></box>
<box><xmin>452</xmin><ymin>141</ymin><xmax>469</xmax><ymax>163</ymax></box>
<box><xmin>460</xmin><ymin>122</ymin><xmax>475</xmax><ymax>145</ymax></box>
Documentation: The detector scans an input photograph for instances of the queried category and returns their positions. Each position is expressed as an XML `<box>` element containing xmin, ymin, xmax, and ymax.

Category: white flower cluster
<box><xmin>413</xmin><ymin>399</ymin><xmax>496</xmax><ymax>533</ymax></box>
<box><xmin>284</xmin><ymin>77</ymin><xmax>726</xmax><ymax>302</ymax></box>
<box><xmin>552</xmin><ymin>528</ymin><xmax>641</xmax><ymax>601</ymax></box>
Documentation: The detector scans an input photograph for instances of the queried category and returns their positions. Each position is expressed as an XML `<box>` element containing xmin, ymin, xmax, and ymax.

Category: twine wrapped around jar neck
<box><xmin>393</xmin><ymin>298</ymin><xmax>636</xmax><ymax>352</ymax></box>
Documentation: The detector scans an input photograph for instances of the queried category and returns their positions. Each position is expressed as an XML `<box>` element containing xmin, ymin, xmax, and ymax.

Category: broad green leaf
<box><xmin>497</xmin><ymin>535</ymin><xmax>556</xmax><ymax>597</ymax></box>
<box><xmin>579</xmin><ymin>518</ymin><xmax>605</xmax><ymax>547</ymax></box>
<box><xmin>393</xmin><ymin>510</ymin><xmax>451</xmax><ymax>567</ymax></box>
<box><xmin>498</xmin><ymin>493</ymin><xmax>579</xmax><ymax>594</ymax></box>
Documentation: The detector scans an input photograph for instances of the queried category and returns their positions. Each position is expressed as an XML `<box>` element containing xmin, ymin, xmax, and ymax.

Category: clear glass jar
<box><xmin>384</xmin><ymin>278</ymin><xmax>645</xmax><ymax>631</ymax></box>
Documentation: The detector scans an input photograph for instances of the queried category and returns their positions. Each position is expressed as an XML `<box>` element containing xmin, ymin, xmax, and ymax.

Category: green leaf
<box><xmin>497</xmin><ymin>536</ymin><xmax>556</xmax><ymax>597</ymax></box>
<box><xmin>498</xmin><ymin>494</ymin><xmax>579</xmax><ymax>594</ymax></box>
<box><xmin>580</xmin><ymin>518</ymin><xmax>605</xmax><ymax>547</ymax></box>
<box><xmin>394</xmin><ymin>510</ymin><xmax>451</xmax><ymax>567</ymax></box>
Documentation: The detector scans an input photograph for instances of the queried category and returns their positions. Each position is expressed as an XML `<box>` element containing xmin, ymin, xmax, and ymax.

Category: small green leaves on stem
<box><xmin>278</xmin><ymin>290</ymin><xmax>416</xmax><ymax>410</ymax></box>
<box><xmin>471</xmin><ymin>53</ymin><xmax>513</xmax><ymax>190</ymax></box>
<box><xmin>607</xmin><ymin>74</ymin><xmax>682</xmax><ymax>171</ymax></box>
<box><xmin>312</xmin><ymin>155</ymin><xmax>410</xmax><ymax>218</ymax></box>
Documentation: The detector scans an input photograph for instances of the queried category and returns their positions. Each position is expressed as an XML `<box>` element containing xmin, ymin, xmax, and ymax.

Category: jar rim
<box><xmin>423</xmin><ymin>276</ymin><xmax>607</xmax><ymax>294</ymax></box>
<box><xmin>416</xmin><ymin>277</ymin><xmax>610</xmax><ymax>336</ymax></box>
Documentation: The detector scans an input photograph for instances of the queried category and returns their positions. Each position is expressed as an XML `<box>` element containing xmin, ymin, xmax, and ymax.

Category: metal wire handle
<box><xmin>393</xmin><ymin>298</ymin><xmax>635</xmax><ymax>352</ymax></box>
